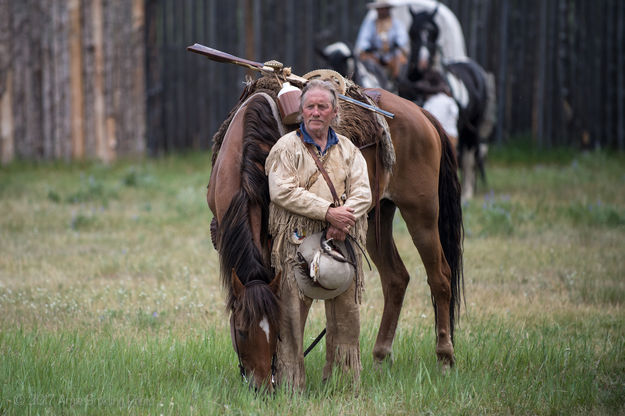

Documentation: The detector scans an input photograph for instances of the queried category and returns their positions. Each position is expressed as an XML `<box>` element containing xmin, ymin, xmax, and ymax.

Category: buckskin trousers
<box><xmin>276</xmin><ymin>270</ymin><xmax>361</xmax><ymax>390</ymax></box>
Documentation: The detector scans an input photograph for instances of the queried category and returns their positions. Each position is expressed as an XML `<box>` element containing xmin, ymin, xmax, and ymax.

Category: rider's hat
<box><xmin>366</xmin><ymin>1</ymin><xmax>393</xmax><ymax>9</ymax></box>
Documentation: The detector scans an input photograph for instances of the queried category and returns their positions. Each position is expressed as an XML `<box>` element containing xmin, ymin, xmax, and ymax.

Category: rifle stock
<box><xmin>187</xmin><ymin>43</ymin><xmax>263</xmax><ymax>69</ymax></box>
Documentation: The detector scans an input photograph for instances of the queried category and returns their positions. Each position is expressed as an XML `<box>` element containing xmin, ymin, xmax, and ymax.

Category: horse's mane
<box><xmin>215</xmin><ymin>85</ymin><xmax>283</xmax><ymax>312</ymax></box>
<box><xmin>235</xmin><ymin>284</ymin><xmax>280</xmax><ymax>332</ymax></box>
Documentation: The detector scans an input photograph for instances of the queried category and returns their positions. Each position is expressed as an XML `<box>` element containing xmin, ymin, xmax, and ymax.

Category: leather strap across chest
<box><xmin>297</xmin><ymin>129</ymin><xmax>341</xmax><ymax>207</ymax></box>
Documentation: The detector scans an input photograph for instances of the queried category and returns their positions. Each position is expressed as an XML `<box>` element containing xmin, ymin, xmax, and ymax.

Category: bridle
<box><xmin>232</xmin><ymin>326</ymin><xmax>278</xmax><ymax>388</ymax></box>
<box><xmin>231</xmin><ymin>279</ymin><xmax>278</xmax><ymax>389</ymax></box>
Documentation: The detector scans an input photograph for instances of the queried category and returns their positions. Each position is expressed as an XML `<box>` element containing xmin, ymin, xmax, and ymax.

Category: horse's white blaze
<box><xmin>417</xmin><ymin>45</ymin><xmax>431</xmax><ymax>71</ymax></box>
<box><xmin>259</xmin><ymin>316</ymin><xmax>270</xmax><ymax>344</ymax></box>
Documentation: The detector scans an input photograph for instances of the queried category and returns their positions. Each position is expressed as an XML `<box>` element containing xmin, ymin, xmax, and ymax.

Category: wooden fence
<box><xmin>144</xmin><ymin>0</ymin><xmax>624</xmax><ymax>152</ymax></box>
<box><xmin>0</xmin><ymin>0</ymin><xmax>623</xmax><ymax>163</ymax></box>
<box><xmin>446</xmin><ymin>0</ymin><xmax>625</xmax><ymax>149</ymax></box>
<box><xmin>144</xmin><ymin>0</ymin><xmax>373</xmax><ymax>154</ymax></box>
<box><xmin>0</xmin><ymin>0</ymin><xmax>145</xmax><ymax>163</ymax></box>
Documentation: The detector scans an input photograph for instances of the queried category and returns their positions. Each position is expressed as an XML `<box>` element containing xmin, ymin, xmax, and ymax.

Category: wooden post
<box><xmin>0</xmin><ymin>0</ymin><xmax>14</xmax><ymax>164</ymax></box>
<box><xmin>0</xmin><ymin>70</ymin><xmax>13</xmax><ymax>165</ymax></box>
<box><xmin>69</xmin><ymin>0</ymin><xmax>85</xmax><ymax>159</ymax></box>
<box><xmin>618</xmin><ymin>0</ymin><xmax>625</xmax><ymax>150</ymax></box>
<box><xmin>92</xmin><ymin>0</ymin><xmax>111</xmax><ymax>162</ymax></box>
<box><xmin>495</xmin><ymin>0</ymin><xmax>508</xmax><ymax>145</ymax></box>
<box><xmin>132</xmin><ymin>0</ymin><xmax>146</xmax><ymax>155</ymax></box>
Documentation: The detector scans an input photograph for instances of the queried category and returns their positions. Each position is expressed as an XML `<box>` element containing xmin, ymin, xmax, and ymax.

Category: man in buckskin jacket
<box><xmin>265</xmin><ymin>79</ymin><xmax>372</xmax><ymax>390</ymax></box>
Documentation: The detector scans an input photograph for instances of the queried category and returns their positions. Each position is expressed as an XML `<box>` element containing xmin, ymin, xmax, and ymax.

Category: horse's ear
<box><xmin>231</xmin><ymin>268</ymin><xmax>245</xmax><ymax>298</ymax></box>
<box><xmin>409</xmin><ymin>6</ymin><xmax>417</xmax><ymax>19</ymax></box>
<box><xmin>269</xmin><ymin>272</ymin><xmax>281</xmax><ymax>296</ymax></box>
<box><xmin>430</xmin><ymin>5</ymin><xmax>439</xmax><ymax>19</ymax></box>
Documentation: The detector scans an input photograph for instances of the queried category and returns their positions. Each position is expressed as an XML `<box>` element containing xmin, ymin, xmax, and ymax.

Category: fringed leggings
<box><xmin>276</xmin><ymin>268</ymin><xmax>361</xmax><ymax>391</ymax></box>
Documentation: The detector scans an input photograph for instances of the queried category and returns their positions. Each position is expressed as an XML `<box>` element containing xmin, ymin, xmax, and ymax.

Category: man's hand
<box><xmin>325</xmin><ymin>205</ymin><xmax>356</xmax><ymax>240</ymax></box>
<box><xmin>326</xmin><ymin>225</ymin><xmax>347</xmax><ymax>241</ymax></box>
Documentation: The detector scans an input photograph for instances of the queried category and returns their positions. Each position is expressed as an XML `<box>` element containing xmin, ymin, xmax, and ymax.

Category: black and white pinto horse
<box><xmin>399</xmin><ymin>6</ymin><xmax>496</xmax><ymax>201</ymax></box>
<box><xmin>318</xmin><ymin>42</ymin><xmax>395</xmax><ymax>92</ymax></box>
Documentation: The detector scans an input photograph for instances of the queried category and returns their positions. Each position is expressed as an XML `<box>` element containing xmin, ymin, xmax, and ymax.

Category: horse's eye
<box><xmin>237</xmin><ymin>329</ymin><xmax>248</xmax><ymax>340</ymax></box>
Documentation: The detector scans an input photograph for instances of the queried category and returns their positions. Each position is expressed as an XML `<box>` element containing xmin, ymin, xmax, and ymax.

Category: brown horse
<box><xmin>207</xmin><ymin>75</ymin><xmax>463</xmax><ymax>390</ymax></box>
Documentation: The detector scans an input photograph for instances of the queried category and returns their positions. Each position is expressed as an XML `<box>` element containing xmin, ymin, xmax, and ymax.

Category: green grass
<box><xmin>1</xmin><ymin>148</ymin><xmax>624</xmax><ymax>415</ymax></box>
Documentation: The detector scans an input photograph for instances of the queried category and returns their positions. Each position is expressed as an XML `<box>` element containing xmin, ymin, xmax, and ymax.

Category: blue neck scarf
<box><xmin>299</xmin><ymin>123</ymin><xmax>339</xmax><ymax>155</ymax></box>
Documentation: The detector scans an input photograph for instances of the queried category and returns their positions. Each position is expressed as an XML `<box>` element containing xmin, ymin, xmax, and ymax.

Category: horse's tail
<box><xmin>422</xmin><ymin>109</ymin><xmax>465</xmax><ymax>341</ymax></box>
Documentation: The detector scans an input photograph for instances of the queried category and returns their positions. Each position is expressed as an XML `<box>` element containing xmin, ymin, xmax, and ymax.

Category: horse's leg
<box><xmin>461</xmin><ymin>148</ymin><xmax>476</xmax><ymax>202</ymax></box>
<box><xmin>399</xmin><ymin>200</ymin><xmax>455</xmax><ymax>367</ymax></box>
<box><xmin>366</xmin><ymin>199</ymin><xmax>411</xmax><ymax>363</ymax></box>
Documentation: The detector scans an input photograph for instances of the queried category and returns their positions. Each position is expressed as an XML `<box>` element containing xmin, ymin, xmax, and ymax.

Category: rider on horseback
<box><xmin>355</xmin><ymin>1</ymin><xmax>409</xmax><ymax>82</ymax></box>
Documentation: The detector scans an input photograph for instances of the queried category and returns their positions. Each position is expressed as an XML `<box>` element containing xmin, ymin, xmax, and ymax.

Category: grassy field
<box><xmin>1</xmin><ymin>145</ymin><xmax>624</xmax><ymax>415</ymax></box>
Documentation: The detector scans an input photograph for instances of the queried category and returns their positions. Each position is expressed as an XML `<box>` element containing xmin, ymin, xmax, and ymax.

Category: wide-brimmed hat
<box><xmin>366</xmin><ymin>1</ymin><xmax>393</xmax><ymax>9</ymax></box>
<box><xmin>295</xmin><ymin>231</ymin><xmax>355</xmax><ymax>300</ymax></box>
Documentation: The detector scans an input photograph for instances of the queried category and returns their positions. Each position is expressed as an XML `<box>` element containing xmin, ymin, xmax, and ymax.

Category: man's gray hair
<box><xmin>297</xmin><ymin>79</ymin><xmax>341</xmax><ymax>127</ymax></box>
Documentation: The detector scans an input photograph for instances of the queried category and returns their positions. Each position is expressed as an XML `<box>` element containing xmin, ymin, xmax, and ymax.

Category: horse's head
<box><xmin>318</xmin><ymin>41</ymin><xmax>392</xmax><ymax>90</ymax></box>
<box><xmin>230</xmin><ymin>269</ymin><xmax>281</xmax><ymax>393</ymax></box>
<box><xmin>318</xmin><ymin>42</ymin><xmax>356</xmax><ymax>80</ymax></box>
<box><xmin>408</xmin><ymin>7</ymin><xmax>440</xmax><ymax>80</ymax></box>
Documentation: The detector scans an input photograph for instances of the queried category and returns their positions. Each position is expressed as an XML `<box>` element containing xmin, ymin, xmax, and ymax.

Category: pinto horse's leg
<box><xmin>366</xmin><ymin>199</ymin><xmax>411</xmax><ymax>363</ymax></box>
<box><xmin>399</xmin><ymin>199</ymin><xmax>455</xmax><ymax>368</ymax></box>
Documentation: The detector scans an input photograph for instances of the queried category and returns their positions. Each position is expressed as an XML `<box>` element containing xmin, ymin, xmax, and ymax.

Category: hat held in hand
<box><xmin>295</xmin><ymin>231</ymin><xmax>355</xmax><ymax>300</ymax></box>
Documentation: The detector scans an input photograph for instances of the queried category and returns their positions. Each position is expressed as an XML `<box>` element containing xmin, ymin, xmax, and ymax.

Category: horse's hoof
<box><xmin>436</xmin><ymin>351</ymin><xmax>455</xmax><ymax>372</ymax></box>
<box><xmin>439</xmin><ymin>359</ymin><xmax>452</xmax><ymax>375</ymax></box>
<box><xmin>373</xmin><ymin>348</ymin><xmax>393</xmax><ymax>365</ymax></box>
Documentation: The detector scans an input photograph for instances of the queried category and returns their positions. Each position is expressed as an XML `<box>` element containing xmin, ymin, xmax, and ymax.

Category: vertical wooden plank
<box><xmin>132</xmin><ymin>0</ymin><xmax>146</xmax><ymax>155</ymax></box>
<box><xmin>285</xmin><ymin>0</ymin><xmax>294</xmax><ymax>67</ymax></box>
<box><xmin>305</xmin><ymin>0</ymin><xmax>314</xmax><ymax>70</ymax></box>
<box><xmin>0</xmin><ymin>70</ymin><xmax>12</xmax><ymax>165</ymax></box>
<box><xmin>19</xmin><ymin>0</ymin><xmax>43</xmax><ymax>158</ymax></box>
<box><xmin>603</xmin><ymin>0</ymin><xmax>613</xmax><ymax>147</ymax></box>
<box><xmin>495</xmin><ymin>0</ymin><xmax>508</xmax><ymax>144</ymax></box>
<box><xmin>591</xmin><ymin>0</ymin><xmax>602</xmax><ymax>148</ymax></box>
<box><xmin>41</xmin><ymin>3</ymin><xmax>54</xmax><ymax>159</ymax></box>
<box><xmin>189</xmin><ymin>0</ymin><xmax>199</xmax><ymax>148</ymax></box>
<box><xmin>535</xmin><ymin>0</ymin><xmax>547</xmax><ymax>146</ymax></box>
<box><xmin>207</xmin><ymin>0</ymin><xmax>216</xmax><ymax>145</ymax></box>
<box><xmin>252</xmin><ymin>0</ymin><xmax>261</xmax><ymax>63</ymax></box>
<box><xmin>92</xmin><ymin>0</ymin><xmax>111</xmax><ymax>161</ymax></box>
<box><xmin>0</xmin><ymin>0</ymin><xmax>13</xmax><ymax>164</ymax></box>
<box><xmin>102</xmin><ymin>0</ymin><xmax>117</xmax><ymax>158</ymax></box>
<box><xmin>468</xmin><ymin>0</ymin><xmax>477</xmax><ymax>59</ymax></box>
<box><xmin>68</xmin><ymin>0</ymin><xmax>85</xmax><ymax>159</ymax></box>
<box><xmin>617</xmin><ymin>0</ymin><xmax>624</xmax><ymax>150</ymax></box>
<box><xmin>162</xmin><ymin>0</ymin><xmax>172</xmax><ymax>152</ymax></box>
<box><xmin>54</xmin><ymin>1</ymin><xmax>71</xmax><ymax>160</ymax></box>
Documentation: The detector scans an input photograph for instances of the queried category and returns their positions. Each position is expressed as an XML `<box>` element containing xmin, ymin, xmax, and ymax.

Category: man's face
<box><xmin>301</xmin><ymin>88</ymin><xmax>337</xmax><ymax>139</ymax></box>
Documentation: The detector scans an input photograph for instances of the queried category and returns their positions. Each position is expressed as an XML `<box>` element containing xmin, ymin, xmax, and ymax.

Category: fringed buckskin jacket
<box><xmin>265</xmin><ymin>128</ymin><xmax>372</xmax><ymax>302</ymax></box>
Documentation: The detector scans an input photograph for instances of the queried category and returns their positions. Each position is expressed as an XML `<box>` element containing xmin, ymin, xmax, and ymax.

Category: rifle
<box><xmin>187</xmin><ymin>43</ymin><xmax>394</xmax><ymax>119</ymax></box>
